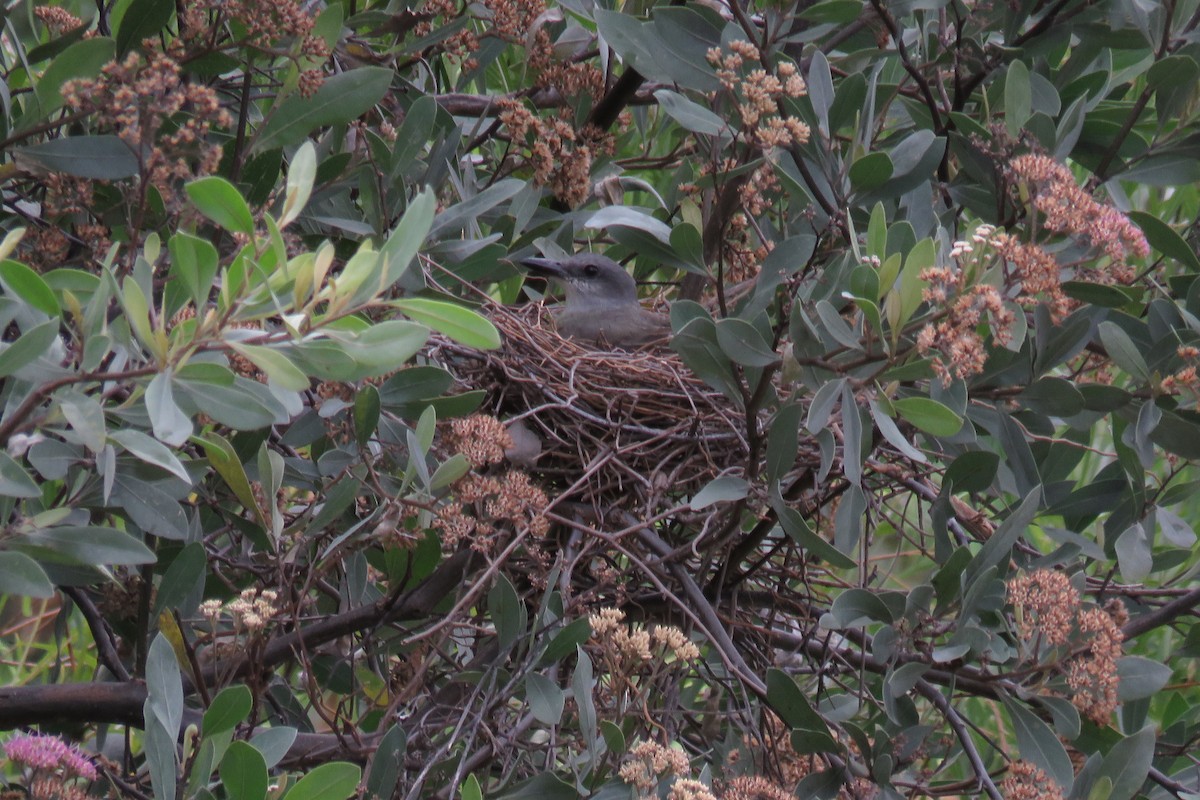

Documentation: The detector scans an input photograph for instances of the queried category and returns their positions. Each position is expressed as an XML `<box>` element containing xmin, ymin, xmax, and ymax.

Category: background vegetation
<box><xmin>1</xmin><ymin>0</ymin><xmax>1199</xmax><ymax>798</ymax></box>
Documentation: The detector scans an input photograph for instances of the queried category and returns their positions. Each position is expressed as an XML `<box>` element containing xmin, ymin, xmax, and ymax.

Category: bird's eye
<box><xmin>583</xmin><ymin>265</ymin><xmax>600</xmax><ymax>277</ymax></box>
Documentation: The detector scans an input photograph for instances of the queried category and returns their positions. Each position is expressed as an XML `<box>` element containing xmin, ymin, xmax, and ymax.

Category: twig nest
<box><xmin>426</xmin><ymin>302</ymin><xmax>749</xmax><ymax>502</ymax></box>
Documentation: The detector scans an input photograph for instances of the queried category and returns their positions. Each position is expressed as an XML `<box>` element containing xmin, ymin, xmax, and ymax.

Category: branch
<box><xmin>1121</xmin><ymin>585</ymin><xmax>1200</xmax><ymax>640</ymax></box>
<box><xmin>915</xmin><ymin>680</ymin><xmax>1003</xmax><ymax>800</ymax></box>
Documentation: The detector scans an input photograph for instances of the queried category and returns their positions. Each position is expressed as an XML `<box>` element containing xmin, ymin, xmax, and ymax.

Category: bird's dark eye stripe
<box><xmin>584</xmin><ymin>265</ymin><xmax>599</xmax><ymax>276</ymax></box>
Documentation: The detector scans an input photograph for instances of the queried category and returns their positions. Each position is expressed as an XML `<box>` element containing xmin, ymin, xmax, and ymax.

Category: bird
<box><xmin>520</xmin><ymin>253</ymin><xmax>672</xmax><ymax>347</ymax></box>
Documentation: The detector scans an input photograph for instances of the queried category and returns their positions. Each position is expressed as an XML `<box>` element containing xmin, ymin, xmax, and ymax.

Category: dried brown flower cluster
<box><xmin>705</xmin><ymin>41</ymin><xmax>809</xmax><ymax>148</ymax></box>
<box><xmin>434</xmin><ymin>468</ymin><xmax>550</xmax><ymax>553</ymax></box>
<box><xmin>1066</xmin><ymin>606</ymin><xmax>1124</xmax><ymax>724</ymax></box>
<box><xmin>1007</xmin><ymin>568</ymin><xmax>1079</xmax><ymax>648</ymax></box>
<box><xmin>917</xmin><ymin>227</ymin><xmax>1016</xmax><ymax>381</ymax></box>
<box><xmin>1162</xmin><ymin>345</ymin><xmax>1200</xmax><ymax>406</ymax></box>
<box><xmin>914</xmin><ymin>154</ymin><xmax>1149</xmax><ymax>380</ymax></box>
<box><xmin>720</xmin><ymin>775</ymin><xmax>794</xmax><ymax>800</ymax></box>
<box><xmin>450</xmin><ymin>414</ymin><xmax>515</xmax><ymax>467</ymax></box>
<box><xmin>498</xmin><ymin>99</ymin><xmax>612</xmax><ymax>207</ymax></box>
<box><xmin>200</xmin><ymin>588</ymin><xmax>280</xmax><ymax>634</ymax></box>
<box><xmin>1008</xmin><ymin>154</ymin><xmax>1149</xmax><ymax>284</ymax></box>
<box><xmin>485</xmin><ymin>0</ymin><xmax>546</xmax><ymax>41</ymax></box>
<box><xmin>179</xmin><ymin>0</ymin><xmax>329</xmax><ymax>96</ymax></box>
<box><xmin>1000</xmin><ymin>760</ymin><xmax>1064</xmax><ymax>800</ymax></box>
<box><xmin>668</xmin><ymin>778</ymin><xmax>719</xmax><ymax>800</ymax></box>
<box><xmin>63</xmin><ymin>51</ymin><xmax>231</xmax><ymax>210</ymax></box>
<box><xmin>34</xmin><ymin>6</ymin><xmax>84</xmax><ymax>34</ymax></box>
<box><xmin>529</xmin><ymin>29</ymin><xmax>606</xmax><ymax>103</ymax></box>
<box><xmin>619</xmin><ymin>741</ymin><xmax>691</xmax><ymax>796</ymax></box>
<box><xmin>414</xmin><ymin>0</ymin><xmax>481</xmax><ymax>67</ymax></box>
<box><xmin>1007</xmin><ymin>569</ymin><xmax>1126</xmax><ymax>723</ymax></box>
<box><xmin>589</xmin><ymin>607</ymin><xmax>701</xmax><ymax>665</ymax></box>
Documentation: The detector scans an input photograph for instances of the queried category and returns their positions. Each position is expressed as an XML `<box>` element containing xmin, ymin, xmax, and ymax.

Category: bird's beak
<box><xmin>520</xmin><ymin>256</ymin><xmax>565</xmax><ymax>279</ymax></box>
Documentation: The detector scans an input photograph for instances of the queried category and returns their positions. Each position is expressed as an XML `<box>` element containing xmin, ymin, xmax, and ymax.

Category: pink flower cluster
<box><xmin>3</xmin><ymin>732</ymin><xmax>97</xmax><ymax>782</ymax></box>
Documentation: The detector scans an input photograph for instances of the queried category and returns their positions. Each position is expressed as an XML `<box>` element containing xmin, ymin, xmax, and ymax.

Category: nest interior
<box><xmin>427</xmin><ymin>302</ymin><xmax>756</xmax><ymax>506</ymax></box>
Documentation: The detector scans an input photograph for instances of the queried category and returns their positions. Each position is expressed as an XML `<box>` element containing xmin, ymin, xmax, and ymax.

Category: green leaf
<box><xmin>689</xmin><ymin>475</ymin><xmax>749</xmax><ymax>509</ymax></box>
<box><xmin>944</xmin><ymin>451</ymin><xmax>999</xmax><ymax>493</ymax></box>
<box><xmin>283</xmin><ymin>762</ymin><xmax>361</xmax><ymax>800</ymax></box>
<box><xmin>0</xmin><ymin>451</ymin><xmax>42</xmax><ymax>498</ymax></box>
<box><xmin>110</xmin><ymin>429</ymin><xmax>191</xmax><ymax>483</ymax></box>
<box><xmin>220</xmin><ymin>741</ymin><xmax>269</xmax><ymax>800</ymax></box>
<box><xmin>460</xmin><ymin>775</ymin><xmax>482</xmax><ymax>800</ymax></box>
<box><xmin>525</xmin><ymin>673</ymin><xmax>565</xmax><ymax>725</ymax></box>
<box><xmin>1095</xmin><ymin>725</ymin><xmax>1155</xmax><ymax>800</ymax></box>
<box><xmin>0</xmin><ymin>551</ymin><xmax>54</xmax><ymax>597</ymax></box>
<box><xmin>16</xmin><ymin>525</ymin><xmax>156</xmax><ymax>566</ymax></box>
<box><xmin>764</xmin><ymin>669</ymin><xmax>838</xmax><ymax>753</ymax></box>
<box><xmin>0</xmin><ymin>318</ymin><xmax>60</xmax><ymax>377</ymax></box>
<box><xmin>1115</xmin><ymin>522</ymin><xmax>1152</xmax><ymax>582</ymax></box>
<box><xmin>1002</xmin><ymin>696</ymin><xmax>1074</xmax><ymax>789</ymax></box>
<box><xmin>1127</xmin><ymin>211</ymin><xmax>1200</xmax><ymax>271</ymax></box>
<box><xmin>893</xmin><ymin>397</ymin><xmax>963</xmax><ymax>437</ymax></box>
<box><xmin>823</xmin><ymin>588</ymin><xmax>896</xmax><ymax>628</ymax></box>
<box><xmin>654</xmin><ymin>88</ymin><xmax>728</xmax><ymax>135</ymax></box>
<box><xmin>227</xmin><ymin>343</ymin><xmax>310</xmax><ymax>391</ymax></box>
<box><xmin>254</xmin><ymin>67</ymin><xmax>393</xmax><ymax>153</ymax></box>
<box><xmin>203</xmin><ymin>685</ymin><xmax>253</xmax><ymax>736</ymax></box>
<box><xmin>114</xmin><ymin>0</ymin><xmax>174</xmax><ymax>54</ymax></box>
<box><xmin>146</xmin><ymin>370</ymin><xmax>193</xmax><ymax>447</ymax></box>
<box><xmin>849</xmin><ymin>152</ymin><xmax>894</xmax><ymax>191</ymax></box>
<box><xmin>1005</xmin><ymin>60</ymin><xmax>1032</xmax><ymax>138</ymax></box>
<box><xmin>0</xmin><ymin>258</ymin><xmax>59</xmax><ymax>317</ymax></box>
<box><xmin>392</xmin><ymin>298</ymin><xmax>501</xmax><ymax>350</ymax></box>
<box><xmin>1116</xmin><ymin>655</ymin><xmax>1171</xmax><ymax>701</ymax></box>
<box><xmin>354</xmin><ymin>384</ymin><xmax>382</xmax><ymax>449</ymax></box>
<box><xmin>377</xmin><ymin>189</ymin><xmax>436</xmax><ymax>291</ymax></box>
<box><xmin>714</xmin><ymin>318</ymin><xmax>778</xmax><ymax>367</ymax></box>
<box><xmin>168</xmin><ymin>232</ymin><xmax>219</xmax><ymax>308</ymax></box>
<box><xmin>586</xmin><ymin>205</ymin><xmax>673</xmax><ymax>243</ymax></box>
<box><xmin>33</xmin><ymin>37</ymin><xmax>115</xmax><ymax>118</ymax></box>
<box><xmin>186</xmin><ymin>177</ymin><xmax>256</xmax><ymax>236</ymax></box>
<box><xmin>280</xmin><ymin>141</ymin><xmax>317</xmax><ymax>228</ymax></box>
<box><xmin>197</xmin><ymin>433</ymin><xmax>265</xmax><ymax>525</ymax></box>
<box><xmin>13</xmin><ymin>135</ymin><xmax>138</xmax><ymax>180</ymax></box>
<box><xmin>1098</xmin><ymin>321</ymin><xmax>1150</xmax><ymax>383</ymax></box>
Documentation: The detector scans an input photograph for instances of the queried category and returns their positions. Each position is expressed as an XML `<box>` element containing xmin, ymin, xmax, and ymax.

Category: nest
<box><xmin>426</xmin><ymin>302</ymin><xmax>752</xmax><ymax>504</ymax></box>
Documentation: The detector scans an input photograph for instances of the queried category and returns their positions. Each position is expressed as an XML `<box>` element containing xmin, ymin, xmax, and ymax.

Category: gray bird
<box><xmin>520</xmin><ymin>253</ymin><xmax>672</xmax><ymax>347</ymax></box>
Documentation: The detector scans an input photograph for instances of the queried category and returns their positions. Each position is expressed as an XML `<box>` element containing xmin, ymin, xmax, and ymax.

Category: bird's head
<box><xmin>520</xmin><ymin>253</ymin><xmax>639</xmax><ymax>310</ymax></box>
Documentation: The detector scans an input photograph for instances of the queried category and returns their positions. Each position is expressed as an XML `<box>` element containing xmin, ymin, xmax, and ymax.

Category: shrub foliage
<box><xmin>1</xmin><ymin>0</ymin><xmax>1199</xmax><ymax>799</ymax></box>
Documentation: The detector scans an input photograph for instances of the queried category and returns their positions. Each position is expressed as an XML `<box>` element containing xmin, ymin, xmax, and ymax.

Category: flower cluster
<box><xmin>3</xmin><ymin>732</ymin><xmax>97</xmax><ymax>800</ymax></box>
<box><xmin>414</xmin><ymin>0</ymin><xmax>481</xmax><ymax>67</ymax></box>
<box><xmin>1008</xmin><ymin>154</ymin><xmax>1149</xmax><ymax>284</ymax></box>
<box><xmin>619</xmin><ymin>740</ymin><xmax>691</xmax><ymax>795</ymax></box>
<box><xmin>669</xmin><ymin>778</ymin><xmax>718</xmax><ymax>800</ymax></box>
<box><xmin>63</xmin><ymin>51</ymin><xmax>231</xmax><ymax>211</ymax></box>
<box><xmin>1066</xmin><ymin>606</ymin><xmax>1124</xmax><ymax>724</ymax></box>
<box><xmin>589</xmin><ymin>608</ymin><xmax>700</xmax><ymax>664</ymax></box>
<box><xmin>916</xmin><ymin>227</ymin><xmax>1016</xmax><ymax>382</ymax></box>
<box><xmin>179</xmin><ymin>0</ymin><xmax>329</xmax><ymax>96</ymax></box>
<box><xmin>706</xmin><ymin>42</ymin><xmax>809</xmax><ymax>148</ymax></box>
<box><xmin>1162</xmin><ymin>345</ymin><xmax>1200</xmax><ymax>407</ymax></box>
<box><xmin>529</xmin><ymin>29</ymin><xmax>606</xmax><ymax>103</ymax></box>
<box><xmin>720</xmin><ymin>776</ymin><xmax>794</xmax><ymax>800</ymax></box>
<box><xmin>1007</xmin><ymin>569</ymin><xmax>1079</xmax><ymax>648</ymax></box>
<box><xmin>498</xmin><ymin>99</ymin><xmax>611</xmax><ymax>207</ymax></box>
<box><xmin>1001</xmin><ymin>761</ymin><xmax>1064</xmax><ymax>800</ymax></box>
<box><xmin>485</xmin><ymin>0</ymin><xmax>546</xmax><ymax>42</ymax></box>
<box><xmin>434</xmin><ymin>470</ymin><xmax>550</xmax><ymax>552</ymax></box>
<box><xmin>200</xmin><ymin>588</ymin><xmax>280</xmax><ymax>634</ymax></box>
<box><xmin>1007</xmin><ymin>570</ymin><xmax>1125</xmax><ymax>723</ymax></box>
<box><xmin>450</xmin><ymin>414</ymin><xmax>514</xmax><ymax>467</ymax></box>
<box><xmin>34</xmin><ymin>6</ymin><xmax>84</xmax><ymax>34</ymax></box>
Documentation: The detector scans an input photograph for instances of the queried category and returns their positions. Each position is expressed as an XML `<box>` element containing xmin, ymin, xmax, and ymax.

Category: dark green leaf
<box><xmin>0</xmin><ymin>551</ymin><xmax>54</xmax><ymax>597</ymax></box>
<box><xmin>186</xmin><ymin>177</ymin><xmax>255</xmax><ymax>235</ymax></box>
<box><xmin>254</xmin><ymin>68</ymin><xmax>393</xmax><ymax>152</ymax></box>
<box><xmin>525</xmin><ymin>673</ymin><xmax>565</xmax><ymax>725</ymax></box>
<box><xmin>283</xmin><ymin>762</ymin><xmax>361</xmax><ymax>800</ymax></box>
<box><xmin>204</xmin><ymin>685</ymin><xmax>253</xmax><ymax>736</ymax></box>
<box><xmin>894</xmin><ymin>397</ymin><xmax>963</xmax><ymax>437</ymax></box>
<box><xmin>0</xmin><ymin>318</ymin><xmax>60</xmax><ymax>378</ymax></box>
<box><xmin>1095</xmin><ymin>725</ymin><xmax>1155</xmax><ymax>800</ymax></box>
<box><xmin>690</xmin><ymin>475</ymin><xmax>749</xmax><ymax>509</ymax></box>
<box><xmin>115</xmin><ymin>0</ymin><xmax>174</xmax><ymax>54</ymax></box>
<box><xmin>1128</xmin><ymin>211</ymin><xmax>1200</xmax><ymax>271</ymax></box>
<box><xmin>1002</xmin><ymin>696</ymin><xmax>1074</xmax><ymax>789</ymax></box>
<box><xmin>1116</xmin><ymin>655</ymin><xmax>1171</xmax><ymax>701</ymax></box>
<box><xmin>220</xmin><ymin>741</ymin><xmax>269</xmax><ymax>800</ymax></box>
<box><xmin>944</xmin><ymin>451</ymin><xmax>999</xmax><ymax>493</ymax></box>
<box><xmin>14</xmin><ymin>135</ymin><xmax>137</xmax><ymax>180</ymax></box>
